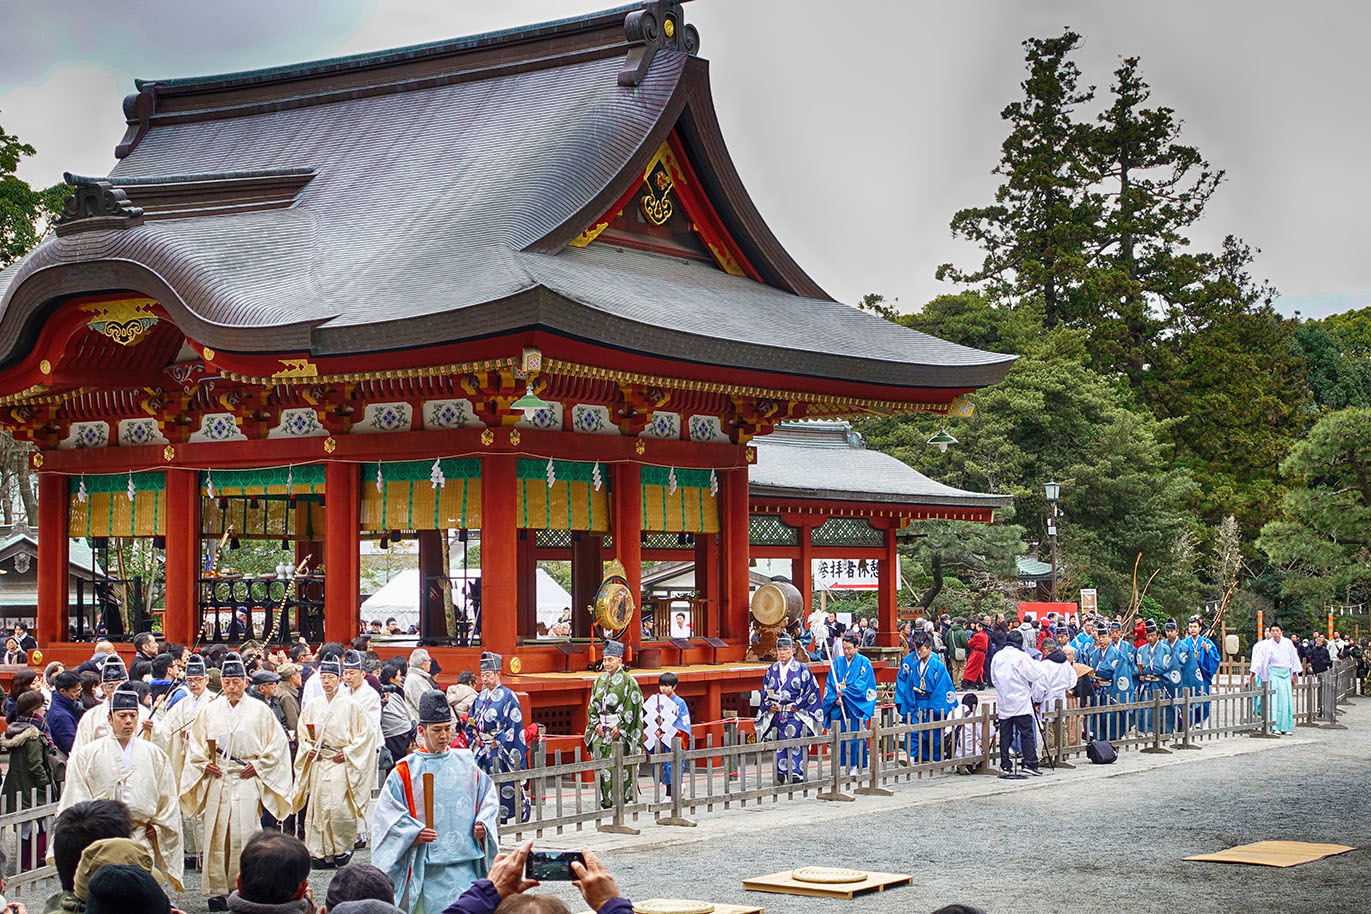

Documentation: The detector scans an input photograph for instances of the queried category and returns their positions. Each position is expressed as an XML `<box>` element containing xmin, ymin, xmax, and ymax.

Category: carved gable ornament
<box><xmin>54</xmin><ymin>175</ymin><xmax>145</xmax><ymax>237</ymax></box>
<box><xmin>81</xmin><ymin>298</ymin><xmax>160</xmax><ymax>347</ymax></box>
<box><xmin>620</xmin><ymin>0</ymin><xmax>700</xmax><ymax>87</ymax></box>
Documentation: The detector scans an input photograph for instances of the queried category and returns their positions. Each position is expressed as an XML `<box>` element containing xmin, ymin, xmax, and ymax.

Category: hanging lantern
<box><xmin>927</xmin><ymin>427</ymin><xmax>958</xmax><ymax>453</ymax></box>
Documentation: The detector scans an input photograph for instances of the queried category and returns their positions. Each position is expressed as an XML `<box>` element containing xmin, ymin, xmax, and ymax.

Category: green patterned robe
<box><xmin>583</xmin><ymin>669</ymin><xmax>644</xmax><ymax>807</ymax></box>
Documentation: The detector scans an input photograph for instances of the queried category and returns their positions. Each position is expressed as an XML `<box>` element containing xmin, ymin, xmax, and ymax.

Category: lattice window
<box><xmin>749</xmin><ymin>514</ymin><xmax>798</xmax><ymax>546</ymax></box>
<box><xmin>810</xmin><ymin>516</ymin><xmax>884</xmax><ymax>547</ymax></box>
<box><xmin>641</xmin><ymin>531</ymin><xmax>695</xmax><ymax>550</ymax></box>
<box><xmin>531</xmin><ymin>704</ymin><xmax>576</xmax><ymax>736</ymax></box>
<box><xmin>535</xmin><ymin>529</ymin><xmax>574</xmax><ymax>549</ymax></box>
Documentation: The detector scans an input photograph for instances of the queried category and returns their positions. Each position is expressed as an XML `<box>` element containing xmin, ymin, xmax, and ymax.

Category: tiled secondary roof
<box><xmin>750</xmin><ymin>421</ymin><xmax>1012</xmax><ymax>508</ymax></box>
<box><xmin>0</xmin><ymin>5</ymin><xmax>1014</xmax><ymax>393</ymax></box>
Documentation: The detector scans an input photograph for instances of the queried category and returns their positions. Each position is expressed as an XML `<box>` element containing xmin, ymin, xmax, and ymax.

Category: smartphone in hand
<box><xmin>525</xmin><ymin>850</ymin><xmax>586</xmax><ymax>881</ymax></box>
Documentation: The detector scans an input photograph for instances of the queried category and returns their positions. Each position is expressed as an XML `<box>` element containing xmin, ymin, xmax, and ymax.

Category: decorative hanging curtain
<box><xmin>514</xmin><ymin>459</ymin><xmax>610</xmax><ymax>531</ymax></box>
<box><xmin>69</xmin><ymin>472</ymin><xmax>166</xmax><ymax>537</ymax></box>
<box><xmin>361</xmin><ymin>459</ymin><xmax>481</xmax><ymax>531</ymax></box>
<box><xmin>199</xmin><ymin>466</ymin><xmax>327</xmax><ymax>538</ymax></box>
<box><xmin>640</xmin><ymin>466</ymin><xmax>719</xmax><ymax>533</ymax></box>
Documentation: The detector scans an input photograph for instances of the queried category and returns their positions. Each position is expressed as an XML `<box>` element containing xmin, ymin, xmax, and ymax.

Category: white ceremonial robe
<box><xmin>155</xmin><ymin>690</ymin><xmax>219</xmax><ymax>855</ymax></box>
<box><xmin>180</xmin><ymin>695</ymin><xmax>293</xmax><ymax>898</ymax></box>
<box><xmin>71</xmin><ymin>699</ymin><xmax>151</xmax><ymax>753</ymax></box>
<box><xmin>343</xmin><ymin>681</ymin><xmax>383</xmax><ymax>837</ymax></box>
<box><xmin>60</xmin><ymin>734</ymin><xmax>185</xmax><ymax>892</ymax></box>
<box><xmin>291</xmin><ymin>692</ymin><xmax>373</xmax><ymax>859</ymax></box>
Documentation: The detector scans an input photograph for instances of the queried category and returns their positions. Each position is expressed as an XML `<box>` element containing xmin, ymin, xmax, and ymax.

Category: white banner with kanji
<box><xmin>813</xmin><ymin>558</ymin><xmax>880</xmax><ymax>591</ymax></box>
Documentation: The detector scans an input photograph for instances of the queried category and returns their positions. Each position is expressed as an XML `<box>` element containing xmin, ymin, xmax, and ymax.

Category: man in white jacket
<box><xmin>989</xmin><ymin>629</ymin><xmax>1061</xmax><ymax>776</ymax></box>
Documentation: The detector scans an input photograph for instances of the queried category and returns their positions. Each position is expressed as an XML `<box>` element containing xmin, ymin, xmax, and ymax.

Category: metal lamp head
<box><xmin>1044</xmin><ymin>481</ymin><xmax>1061</xmax><ymax>504</ymax></box>
<box><xmin>927</xmin><ymin>427</ymin><xmax>958</xmax><ymax>453</ymax></box>
<box><xmin>511</xmin><ymin>382</ymin><xmax>550</xmax><ymax>418</ymax></box>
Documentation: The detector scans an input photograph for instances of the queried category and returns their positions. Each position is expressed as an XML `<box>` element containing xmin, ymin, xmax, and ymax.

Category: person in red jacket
<box><xmin>1132</xmin><ymin>618</ymin><xmax>1148</xmax><ymax>649</ymax></box>
<box><xmin>961</xmin><ymin>619</ymin><xmax>990</xmax><ymax>690</ymax></box>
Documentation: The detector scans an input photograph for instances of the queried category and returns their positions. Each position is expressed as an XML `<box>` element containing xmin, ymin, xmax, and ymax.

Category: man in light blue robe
<box><xmin>1069</xmin><ymin>618</ymin><xmax>1098</xmax><ymax>657</ymax></box>
<box><xmin>755</xmin><ymin>634</ymin><xmax>822</xmax><ymax>783</ymax></box>
<box><xmin>372</xmin><ymin>690</ymin><xmax>499</xmax><ymax>914</ymax></box>
<box><xmin>1107</xmin><ymin>621</ymin><xmax>1137</xmax><ymax>735</ymax></box>
<box><xmin>894</xmin><ymin>631</ymin><xmax>956</xmax><ymax>762</ymax></box>
<box><xmin>1079</xmin><ymin>630</ymin><xmax>1128</xmax><ymax>740</ymax></box>
<box><xmin>466</xmin><ymin>651</ymin><xmax>529</xmax><ymax>824</ymax></box>
<box><xmin>821</xmin><ymin>633</ymin><xmax>877</xmax><ymax>773</ymax></box>
<box><xmin>1134</xmin><ymin>620</ymin><xmax>1170</xmax><ymax>735</ymax></box>
<box><xmin>1180</xmin><ymin>615</ymin><xmax>1222</xmax><ymax>725</ymax></box>
<box><xmin>1160</xmin><ymin>618</ymin><xmax>1185</xmax><ymax>731</ymax></box>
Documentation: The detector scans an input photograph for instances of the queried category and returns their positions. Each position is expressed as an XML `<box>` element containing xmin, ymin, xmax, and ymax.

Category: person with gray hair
<box><xmin>403</xmin><ymin>649</ymin><xmax>436</xmax><ymax>719</ymax></box>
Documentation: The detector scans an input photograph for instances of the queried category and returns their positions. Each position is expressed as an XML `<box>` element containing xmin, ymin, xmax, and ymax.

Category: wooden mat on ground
<box><xmin>1185</xmin><ymin>841</ymin><xmax>1356</xmax><ymax>867</ymax></box>
<box><xmin>743</xmin><ymin>870</ymin><xmax>912</xmax><ymax>899</ymax></box>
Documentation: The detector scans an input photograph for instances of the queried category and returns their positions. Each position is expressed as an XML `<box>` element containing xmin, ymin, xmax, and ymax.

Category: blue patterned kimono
<box><xmin>466</xmin><ymin>684</ymin><xmax>528</xmax><ymax>824</ymax></box>
<box><xmin>643</xmin><ymin>692</ymin><xmax>691</xmax><ymax>793</ymax></box>
<box><xmin>1135</xmin><ymin>639</ymin><xmax>1171</xmax><ymax>734</ymax></box>
<box><xmin>1080</xmin><ymin>641</ymin><xmax>1131</xmax><ymax>740</ymax></box>
<box><xmin>1179</xmin><ymin>635</ymin><xmax>1221</xmax><ymax>724</ymax></box>
<box><xmin>821</xmin><ymin>652</ymin><xmax>877</xmax><ymax>769</ymax></box>
<box><xmin>755</xmin><ymin>660</ymin><xmax>822</xmax><ymax>782</ymax></box>
<box><xmin>894</xmin><ymin>654</ymin><xmax>956</xmax><ymax>762</ymax></box>
<box><xmin>371</xmin><ymin>748</ymin><xmax>499</xmax><ymax>914</ymax></box>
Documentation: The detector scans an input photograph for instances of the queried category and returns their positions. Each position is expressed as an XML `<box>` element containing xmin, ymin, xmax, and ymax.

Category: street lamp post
<box><xmin>1044</xmin><ymin>481</ymin><xmax>1061</xmax><ymax>602</ymax></box>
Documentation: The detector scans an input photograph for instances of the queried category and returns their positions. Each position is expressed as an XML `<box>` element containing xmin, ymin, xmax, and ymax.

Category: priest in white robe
<box><xmin>180</xmin><ymin>652</ymin><xmax>293</xmax><ymax>909</ymax></box>
<box><xmin>1248</xmin><ymin>622</ymin><xmax>1302</xmax><ymax>734</ymax></box>
<box><xmin>71</xmin><ymin>656</ymin><xmax>151</xmax><ymax>753</ymax></box>
<box><xmin>291</xmin><ymin>657</ymin><xmax>374</xmax><ymax>868</ymax></box>
<box><xmin>60</xmin><ymin>685</ymin><xmax>185</xmax><ymax>893</ymax></box>
<box><xmin>340</xmin><ymin>649</ymin><xmax>382</xmax><ymax>847</ymax></box>
<box><xmin>154</xmin><ymin>654</ymin><xmax>218</xmax><ymax>867</ymax></box>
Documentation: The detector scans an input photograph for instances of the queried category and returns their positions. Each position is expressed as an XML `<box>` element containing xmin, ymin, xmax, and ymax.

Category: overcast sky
<box><xmin>3</xmin><ymin>0</ymin><xmax>1368</xmax><ymax>319</ymax></box>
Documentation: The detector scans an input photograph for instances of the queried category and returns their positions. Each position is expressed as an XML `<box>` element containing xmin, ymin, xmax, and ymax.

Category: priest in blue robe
<box><xmin>372</xmin><ymin>690</ymin><xmax>499</xmax><ymax>914</ymax></box>
<box><xmin>1134</xmin><ymin>619</ymin><xmax>1171</xmax><ymax>735</ymax></box>
<box><xmin>1161</xmin><ymin>618</ymin><xmax>1185</xmax><ymax>731</ymax></box>
<box><xmin>1079</xmin><ymin>630</ymin><xmax>1129</xmax><ymax>740</ymax></box>
<box><xmin>894</xmin><ymin>631</ymin><xmax>957</xmax><ymax>762</ymax></box>
<box><xmin>755</xmin><ymin>634</ymin><xmax>822</xmax><ymax>783</ymax></box>
<box><xmin>1180</xmin><ymin>615</ymin><xmax>1222</xmax><ymax>726</ymax></box>
<box><xmin>466</xmin><ymin>651</ymin><xmax>529</xmax><ymax>824</ymax></box>
<box><xmin>821</xmin><ymin>633</ymin><xmax>877</xmax><ymax>773</ymax></box>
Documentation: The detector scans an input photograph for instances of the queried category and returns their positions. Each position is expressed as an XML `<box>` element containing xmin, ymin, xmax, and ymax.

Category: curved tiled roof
<box><xmin>750</xmin><ymin>422</ymin><xmax>1012</xmax><ymax>508</ymax></box>
<box><xmin>0</xmin><ymin>5</ymin><xmax>1014</xmax><ymax>394</ymax></box>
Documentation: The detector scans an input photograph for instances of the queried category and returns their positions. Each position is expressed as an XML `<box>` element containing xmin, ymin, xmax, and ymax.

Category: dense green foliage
<box><xmin>861</xmin><ymin>32</ymin><xmax>1370</xmax><ymax>633</ymax></box>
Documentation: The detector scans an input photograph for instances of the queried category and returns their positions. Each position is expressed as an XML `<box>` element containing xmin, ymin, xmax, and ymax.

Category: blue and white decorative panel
<box><xmin>189</xmin><ymin>412</ymin><xmax>247</xmax><ymax>444</ymax></box>
<box><xmin>640</xmin><ymin>411</ymin><xmax>681</xmax><ymax>439</ymax></box>
<box><xmin>356</xmin><ymin>402</ymin><xmax>414</xmax><ymax>434</ymax></box>
<box><xmin>268</xmin><ymin>407</ymin><xmax>327</xmax><ymax>438</ymax></box>
<box><xmin>423</xmin><ymin>399</ymin><xmax>484</xmax><ymax>430</ymax></box>
<box><xmin>515</xmin><ymin>400</ymin><xmax>563</xmax><ymax>431</ymax></box>
<box><xmin>688</xmin><ymin>414</ymin><xmax>729</xmax><ymax>443</ymax></box>
<box><xmin>117</xmin><ymin>417</ymin><xmax>169</xmax><ymax>447</ymax></box>
<box><xmin>60</xmin><ymin>421</ymin><xmax>109</xmax><ymax>450</ymax></box>
<box><xmin>571</xmin><ymin>404</ymin><xmax>619</xmax><ymax>435</ymax></box>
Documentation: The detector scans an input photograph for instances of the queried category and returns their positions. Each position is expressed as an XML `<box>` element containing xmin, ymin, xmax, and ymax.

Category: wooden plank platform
<box><xmin>576</xmin><ymin>903</ymin><xmax>763</xmax><ymax>914</ymax></box>
<box><xmin>742</xmin><ymin>870</ymin><xmax>912</xmax><ymax>899</ymax></box>
<box><xmin>1185</xmin><ymin>840</ymin><xmax>1356</xmax><ymax>868</ymax></box>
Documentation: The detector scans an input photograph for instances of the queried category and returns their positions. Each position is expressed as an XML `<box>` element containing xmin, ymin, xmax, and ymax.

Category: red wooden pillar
<box><xmin>612</xmin><ymin>463</ymin><xmax>642</xmax><ymax>652</ymax></box>
<box><xmin>694</xmin><ymin>533</ymin><xmax>718</xmax><ymax>638</ymax></box>
<box><xmin>162</xmin><ymin>468</ymin><xmax>199</xmax><ymax>646</ymax></box>
<box><xmin>516</xmin><ymin>531</ymin><xmax>537</xmax><ymax>640</ymax></box>
<box><xmin>481</xmin><ymin>455</ymin><xmax>518</xmax><ymax>658</ymax></box>
<box><xmin>796</xmin><ymin>520</ymin><xmax>815</xmax><ymax>622</ymax></box>
<box><xmin>720</xmin><ymin>466</ymin><xmax>750</xmax><ymax>641</ymax></box>
<box><xmin>323</xmin><ymin>461</ymin><xmax>360</xmax><ymax>644</ymax></box>
<box><xmin>36</xmin><ymin>473</ymin><xmax>68</xmax><ymax>646</ymax></box>
<box><xmin>877</xmin><ymin>522</ymin><xmax>900</xmax><ymax>647</ymax></box>
<box><xmin>570</xmin><ymin>534</ymin><xmax>601</xmax><ymax>638</ymax></box>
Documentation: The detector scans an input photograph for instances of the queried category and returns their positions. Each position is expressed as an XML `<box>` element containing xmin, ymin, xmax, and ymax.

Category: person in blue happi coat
<box><xmin>1079</xmin><ymin>626</ymin><xmax>1129</xmax><ymax>740</ymax></box>
<box><xmin>821</xmin><ymin>632</ymin><xmax>877</xmax><ymax>773</ymax></box>
<box><xmin>755</xmin><ymin>634</ymin><xmax>822</xmax><ymax>783</ymax></box>
<box><xmin>1107</xmin><ymin>620</ymin><xmax>1137</xmax><ymax>734</ymax></box>
<box><xmin>1134</xmin><ymin>619</ymin><xmax>1171</xmax><ymax>735</ymax></box>
<box><xmin>466</xmin><ymin>650</ymin><xmax>529</xmax><ymax>824</ymax></box>
<box><xmin>1180</xmin><ymin>614</ymin><xmax>1221</xmax><ymax>726</ymax></box>
<box><xmin>894</xmin><ymin>630</ymin><xmax>957</xmax><ymax>762</ymax></box>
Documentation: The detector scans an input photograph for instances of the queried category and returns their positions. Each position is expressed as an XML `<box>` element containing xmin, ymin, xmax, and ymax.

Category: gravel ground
<box><xmin>154</xmin><ymin>700</ymin><xmax>1370</xmax><ymax>914</ymax></box>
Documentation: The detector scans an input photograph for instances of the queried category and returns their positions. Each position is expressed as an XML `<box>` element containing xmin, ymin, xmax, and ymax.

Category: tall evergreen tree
<box><xmin>937</xmin><ymin>30</ymin><xmax>1101</xmax><ymax>329</ymax></box>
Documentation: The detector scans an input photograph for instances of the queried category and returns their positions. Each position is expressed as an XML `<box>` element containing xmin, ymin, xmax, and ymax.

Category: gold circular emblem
<box><xmin>481</xmin><ymin>429</ymin><xmax>495</xmax><ymax>446</ymax></box>
<box><xmin>509</xmin><ymin>656</ymin><xmax>522</xmax><ymax>674</ymax></box>
<box><xmin>39</xmin><ymin>359</ymin><xmax>51</xmax><ymax>375</ymax></box>
<box><xmin>664</xmin><ymin>19</ymin><xmax>675</xmax><ymax>38</ymax></box>
<box><xmin>30</xmin><ymin>650</ymin><xmax>43</xmax><ymax>665</ymax></box>
<box><xmin>163</xmin><ymin>445</ymin><xmax>176</xmax><ymax>461</ymax></box>
<box><xmin>201</xmin><ymin>346</ymin><xmax>216</xmax><ymax>361</ymax></box>
<box><xmin>635</xmin><ymin>439</ymin><xmax>646</xmax><ymax>455</ymax></box>
<box><xmin>509</xmin><ymin>429</ymin><xmax>521</xmax><ymax>446</ymax></box>
<box><xmin>323</xmin><ymin>436</ymin><xmax>337</xmax><ymax>454</ymax></box>
<box><xmin>31</xmin><ymin>453</ymin><xmax>43</xmax><ymax>469</ymax></box>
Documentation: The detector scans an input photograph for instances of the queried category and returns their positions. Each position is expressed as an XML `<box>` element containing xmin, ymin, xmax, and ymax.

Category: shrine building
<box><xmin>0</xmin><ymin>3</ymin><xmax>1013</xmax><ymax>724</ymax></box>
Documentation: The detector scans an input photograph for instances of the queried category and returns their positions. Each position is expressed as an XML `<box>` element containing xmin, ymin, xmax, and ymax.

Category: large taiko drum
<box><xmin>751</xmin><ymin>581</ymin><xmax>802</xmax><ymax>627</ymax></box>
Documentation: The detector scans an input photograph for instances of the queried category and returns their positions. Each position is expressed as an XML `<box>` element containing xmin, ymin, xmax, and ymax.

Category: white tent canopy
<box><xmin>360</xmin><ymin>568</ymin><xmax>572</xmax><ymax>634</ymax></box>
